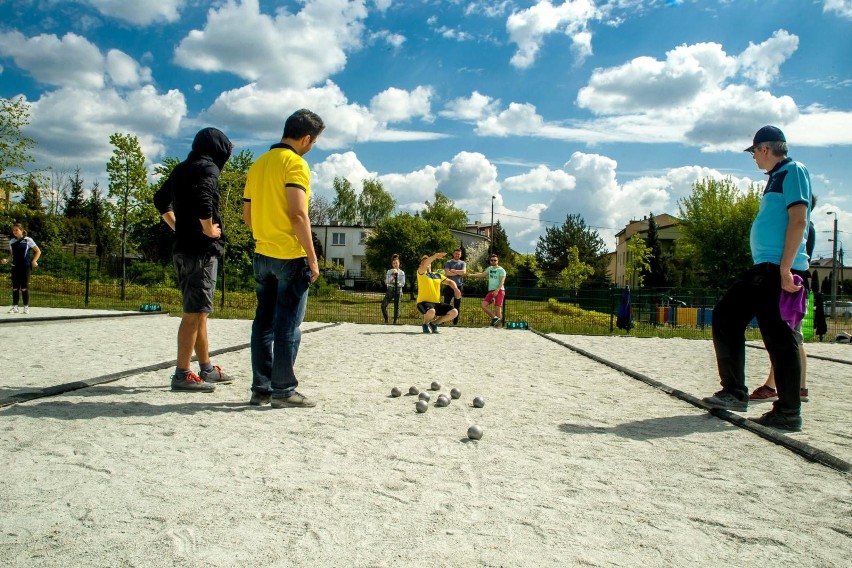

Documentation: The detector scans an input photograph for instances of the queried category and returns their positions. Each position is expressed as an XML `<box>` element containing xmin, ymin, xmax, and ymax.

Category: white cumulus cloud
<box><xmin>76</xmin><ymin>0</ymin><xmax>185</xmax><ymax>25</ymax></box>
<box><xmin>173</xmin><ymin>0</ymin><xmax>367</xmax><ymax>89</ymax></box>
<box><xmin>369</xmin><ymin>86</ymin><xmax>433</xmax><ymax>123</ymax></box>
<box><xmin>506</xmin><ymin>0</ymin><xmax>598</xmax><ymax>68</ymax></box>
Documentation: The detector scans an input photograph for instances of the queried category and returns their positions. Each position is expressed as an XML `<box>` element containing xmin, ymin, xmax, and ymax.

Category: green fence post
<box><xmin>85</xmin><ymin>258</ymin><xmax>91</xmax><ymax>306</ymax></box>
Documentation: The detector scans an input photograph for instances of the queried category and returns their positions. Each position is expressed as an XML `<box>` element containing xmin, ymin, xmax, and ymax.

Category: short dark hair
<box><xmin>283</xmin><ymin>109</ymin><xmax>325</xmax><ymax>140</ymax></box>
<box><xmin>391</xmin><ymin>254</ymin><xmax>399</xmax><ymax>260</ymax></box>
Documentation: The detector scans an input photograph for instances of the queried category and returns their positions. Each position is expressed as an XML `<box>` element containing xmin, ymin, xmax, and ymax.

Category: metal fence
<box><xmin>2</xmin><ymin>258</ymin><xmax>850</xmax><ymax>340</ymax></box>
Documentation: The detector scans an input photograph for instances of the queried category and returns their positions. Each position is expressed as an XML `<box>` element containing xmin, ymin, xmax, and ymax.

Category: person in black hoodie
<box><xmin>154</xmin><ymin>127</ymin><xmax>233</xmax><ymax>392</ymax></box>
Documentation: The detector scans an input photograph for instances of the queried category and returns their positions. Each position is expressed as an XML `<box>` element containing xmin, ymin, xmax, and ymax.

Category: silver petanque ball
<box><xmin>436</xmin><ymin>395</ymin><xmax>450</xmax><ymax>407</ymax></box>
<box><xmin>391</xmin><ymin>387</ymin><xmax>402</xmax><ymax>397</ymax></box>
<box><xmin>467</xmin><ymin>425</ymin><xmax>483</xmax><ymax>440</ymax></box>
<box><xmin>450</xmin><ymin>387</ymin><xmax>461</xmax><ymax>399</ymax></box>
<box><xmin>416</xmin><ymin>400</ymin><xmax>429</xmax><ymax>413</ymax></box>
<box><xmin>409</xmin><ymin>386</ymin><xmax>420</xmax><ymax>395</ymax></box>
<box><xmin>430</xmin><ymin>381</ymin><xmax>442</xmax><ymax>391</ymax></box>
<box><xmin>472</xmin><ymin>396</ymin><xmax>485</xmax><ymax>408</ymax></box>
<box><xmin>418</xmin><ymin>392</ymin><xmax>431</xmax><ymax>402</ymax></box>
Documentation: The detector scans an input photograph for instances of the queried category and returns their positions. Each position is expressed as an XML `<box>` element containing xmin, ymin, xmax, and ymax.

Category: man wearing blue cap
<box><xmin>702</xmin><ymin>125</ymin><xmax>812</xmax><ymax>431</ymax></box>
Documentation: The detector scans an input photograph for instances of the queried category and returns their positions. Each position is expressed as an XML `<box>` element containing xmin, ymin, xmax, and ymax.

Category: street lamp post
<box><xmin>828</xmin><ymin>211</ymin><xmax>839</xmax><ymax>319</ymax></box>
<box><xmin>489</xmin><ymin>196</ymin><xmax>495</xmax><ymax>256</ymax></box>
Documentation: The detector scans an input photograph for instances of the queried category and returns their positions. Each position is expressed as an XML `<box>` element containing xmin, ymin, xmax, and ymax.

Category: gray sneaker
<box><xmin>702</xmin><ymin>390</ymin><xmax>748</xmax><ymax>412</ymax></box>
<box><xmin>249</xmin><ymin>392</ymin><xmax>272</xmax><ymax>406</ymax></box>
<box><xmin>271</xmin><ymin>391</ymin><xmax>316</xmax><ymax>408</ymax></box>
<box><xmin>171</xmin><ymin>371</ymin><xmax>216</xmax><ymax>393</ymax></box>
<box><xmin>200</xmin><ymin>365</ymin><xmax>234</xmax><ymax>384</ymax></box>
<box><xmin>753</xmin><ymin>410</ymin><xmax>802</xmax><ymax>432</ymax></box>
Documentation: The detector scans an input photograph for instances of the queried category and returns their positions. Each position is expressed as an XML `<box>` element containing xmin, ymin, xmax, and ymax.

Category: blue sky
<box><xmin>1</xmin><ymin>0</ymin><xmax>851</xmax><ymax>257</ymax></box>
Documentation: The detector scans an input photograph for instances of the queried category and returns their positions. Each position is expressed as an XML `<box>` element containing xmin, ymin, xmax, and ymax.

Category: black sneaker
<box><xmin>753</xmin><ymin>410</ymin><xmax>802</xmax><ymax>432</ymax></box>
<box><xmin>702</xmin><ymin>390</ymin><xmax>748</xmax><ymax>412</ymax></box>
<box><xmin>271</xmin><ymin>391</ymin><xmax>316</xmax><ymax>408</ymax></box>
<box><xmin>171</xmin><ymin>371</ymin><xmax>216</xmax><ymax>393</ymax></box>
<box><xmin>249</xmin><ymin>392</ymin><xmax>272</xmax><ymax>406</ymax></box>
<box><xmin>200</xmin><ymin>365</ymin><xmax>234</xmax><ymax>384</ymax></box>
<box><xmin>422</xmin><ymin>324</ymin><xmax>431</xmax><ymax>334</ymax></box>
<box><xmin>429</xmin><ymin>322</ymin><xmax>439</xmax><ymax>333</ymax></box>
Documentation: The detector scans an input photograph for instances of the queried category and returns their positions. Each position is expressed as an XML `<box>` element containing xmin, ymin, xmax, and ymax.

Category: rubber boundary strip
<box><xmin>0</xmin><ymin>310</ymin><xmax>169</xmax><ymax>326</ymax></box>
<box><xmin>0</xmin><ymin>322</ymin><xmax>340</xmax><ymax>408</ymax></box>
<box><xmin>532</xmin><ymin>329</ymin><xmax>851</xmax><ymax>474</ymax></box>
<box><xmin>745</xmin><ymin>342</ymin><xmax>851</xmax><ymax>365</ymax></box>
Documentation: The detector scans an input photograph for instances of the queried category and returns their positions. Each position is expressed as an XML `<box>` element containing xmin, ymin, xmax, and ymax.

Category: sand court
<box><xmin>1</xmin><ymin>314</ymin><xmax>850</xmax><ymax>567</ymax></box>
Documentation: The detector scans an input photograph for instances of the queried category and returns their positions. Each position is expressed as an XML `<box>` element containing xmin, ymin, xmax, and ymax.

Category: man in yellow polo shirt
<box><xmin>416</xmin><ymin>252</ymin><xmax>462</xmax><ymax>334</ymax></box>
<box><xmin>242</xmin><ymin>109</ymin><xmax>324</xmax><ymax>408</ymax></box>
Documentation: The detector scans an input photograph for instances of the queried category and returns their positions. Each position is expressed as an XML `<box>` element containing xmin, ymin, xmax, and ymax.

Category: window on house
<box><xmin>359</xmin><ymin>232</ymin><xmax>367</xmax><ymax>244</ymax></box>
<box><xmin>332</xmin><ymin>232</ymin><xmax>345</xmax><ymax>246</ymax></box>
<box><xmin>332</xmin><ymin>258</ymin><xmax>345</xmax><ymax>269</ymax></box>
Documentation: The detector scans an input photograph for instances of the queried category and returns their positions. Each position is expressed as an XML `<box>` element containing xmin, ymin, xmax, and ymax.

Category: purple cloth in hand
<box><xmin>779</xmin><ymin>274</ymin><xmax>807</xmax><ymax>329</ymax></box>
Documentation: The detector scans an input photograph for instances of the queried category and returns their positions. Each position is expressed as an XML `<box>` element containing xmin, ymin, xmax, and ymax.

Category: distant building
<box><xmin>612</xmin><ymin>214</ymin><xmax>682</xmax><ymax>287</ymax></box>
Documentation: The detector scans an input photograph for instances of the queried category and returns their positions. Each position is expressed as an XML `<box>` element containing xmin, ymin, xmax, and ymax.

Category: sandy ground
<box><xmin>0</xmin><ymin>313</ymin><xmax>850</xmax><ymax>567</ymax></box>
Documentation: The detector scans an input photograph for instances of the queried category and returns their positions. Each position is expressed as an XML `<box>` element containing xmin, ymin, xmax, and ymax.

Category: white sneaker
<box><xmin>23</xmin><ymin>306</ymin><xmax>29</xmax><ymax>314</ymax></box>
<box><xmin>7</xmin><ymin>306</ymin><xmax>18</xmax><ymax>314</ymax></box>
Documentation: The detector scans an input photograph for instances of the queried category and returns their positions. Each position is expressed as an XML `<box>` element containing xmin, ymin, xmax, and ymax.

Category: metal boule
<box><xmin>450</xmin><ymin>388</ymin><xmax>461</xmax><ymax>399</ymax></box>
<box><xmin>416</xmin><ymin>400</ymin><xmax>429</xmax><ymax>413</ymax></box>
<box><xmin>472</xmin><ymin>396</ymin><xmax>485</xmax><ymax>408</ymax></box>
<box><xmin>391</xmin><ymin>387</ymin><xmax>402</xmax><ymax>397</ymax></box>
<box><xmin>467</xmin><ymin>425</ymin><xmax>483</xmax><ymax>440</ymax></box>
<box><xmin>409</xmin><ymin>386</ymin><xmax>420</xmax><ymax>395</ymax></box>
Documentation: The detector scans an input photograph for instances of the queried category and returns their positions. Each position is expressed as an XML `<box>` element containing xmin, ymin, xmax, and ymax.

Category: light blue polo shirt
<box><xmin>749</xmin><ymin>158</ymin><xmax>811</xmax><ymax>271</ymax></box>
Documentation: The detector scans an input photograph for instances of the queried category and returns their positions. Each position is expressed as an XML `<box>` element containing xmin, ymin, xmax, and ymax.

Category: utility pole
<box><xmin>828</xmin><ymin>211</ymin><xmax>838</xmax><ymax>319</ymax></box>
<box><xmin>489</xmin><ymin>196</ymin><xmax>495</xmax><ymax>256</ymax></box>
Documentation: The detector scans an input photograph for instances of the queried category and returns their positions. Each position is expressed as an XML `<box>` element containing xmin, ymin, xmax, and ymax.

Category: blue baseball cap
<box><xmin>745</xmin><ymin>125</ymin><xmax>786</xmax><ymax>152</ymax></box>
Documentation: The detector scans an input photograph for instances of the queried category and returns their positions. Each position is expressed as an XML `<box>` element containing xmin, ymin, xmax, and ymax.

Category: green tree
<box><xmin>64</xmin><ymin>168</ymin><xmax>86</xmax><ymax>218</ymax></box>
<box><xmin>365</xmin><ymin>213</ymin><xmax>458</xmax><ymax>299</ymax></box>
<box><xmin>644</xmin><ymin>212</ymin><xmax>671</xmax><ymax>287</ymax></box>
<box><xmin>677</xmin><ymin>177</ymin><xmax>760</xmax><ymax>288</ymax></box>
<box><xmin>535</xmin><ymin>213</ymin><xmax>608</xmax><ymax>283</ymax></box>
<box><xmin>218</xmin><ymin>149</ymin><xmax>254</xmax><ymax>291</ymax></box>
<box><xmin>21</xmin><ymin>175</ymin><xmax>43</xmax><ymax>212</ymax></box>
<box><xmin>84</xmin><ymin>180</ymin><xmax>117</xmax><ymax>260</ymax></box>
<box><xmin>309</xmin><ymin>194</ymin><xmax>333</xmax><ymax>225</ymax></box>
<box><xmin>558</xmin><ymin>245</ymin><xmax>594</xmax><ymax>289</ymax></box>
<box><xmin>357</xmin><ymin>178</ymin><xmax>396</xmax><ymax>226</ymax></box>
<box><xmin>625</xmin><ymin>234</ymin><xmax>651</xmax><ymax>288</ymax></box>
<box><xmin>0</xmin><ymin>97</ymin><xmax>38</xmax><ymax>184</ymax></box>
<box><xmin>331</xmin><ymin>176</ymin><xmax>358</xmax><ymax>224</ymax></box>
<box><xmin>490</xmin><ymin>221</ymin><xmax>513</xmax><ymax>265</ymax></box>
<box><xmin>421</xmin><ymin>191</ymin><xmax>469</xmax><ymax>230</ymax></box>
<box><xmin>511</xmin><ymin>253</ymin><xmax>542</xmax><ymax>287</ymax></box>
<box><xmin>106</xmin><ymin>132</ymin><xmax>148</xmax><ymax>300</ymax></box>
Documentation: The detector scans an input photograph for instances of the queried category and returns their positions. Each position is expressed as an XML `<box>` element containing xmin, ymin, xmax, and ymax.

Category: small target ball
<box><xmin>418</xmin><ymin>392</ymin><xmax>431</xmax><ymax>402</ymax></box>
<box><xmin>431</xmin><ymin>381</ymin><xmax>441</xmax><ymax>391</ymax></box>
<box><xmin>450</xmin><ymin>387</ymin><xmax>461</xmax><ymax>399</ymax></box>
<box><xmin>472</xmin><ymin>396</ymin><xmax>485</xmax><ymax>408</ymax></box>
<box><xmin>436</xmin><ymin>395</ymin><xmax>449</xmax><ymax>407</ymax></box>
<box><xmin>467</xmin><ymin>425</ymin><xmax>483</xmax><ymax>440</ymax></box>
<box><xmin>391</xmin><ymin>387</ymin><xmax>402</xmax><ymax>397</ymax></box>
<box><xmin>416</xmin><ymin>400</ymin><xmax>429</xmax><ymax>413</ymax></box>
<box><xmin>409</xmin><ymin>386</ymin><xmax>420</xmax><ymax>395</ymax></box>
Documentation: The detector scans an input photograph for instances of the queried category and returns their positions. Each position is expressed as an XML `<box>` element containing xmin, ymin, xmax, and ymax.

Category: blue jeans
<box><xmin>250</xmin><ymin>254</ymin><xmax>311</xmax><ymax>397</ymax></box>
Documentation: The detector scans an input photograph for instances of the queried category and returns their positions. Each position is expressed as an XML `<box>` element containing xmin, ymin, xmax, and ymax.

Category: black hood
<box><xmin>189</xmin><ymin>127</ymin><xmax>232</xmax><ymax>171</ymax></box>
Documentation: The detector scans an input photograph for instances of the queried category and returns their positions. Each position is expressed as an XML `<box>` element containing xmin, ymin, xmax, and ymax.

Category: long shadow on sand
<box><xmin>560</xmin><ymin>413</ymin><xmax>732</xmax><ymax>441</ymax></box>
<box><xmin>0</xmin><ymin>398</ymin><xmax>258</xmax><ymax>419</ymax></box>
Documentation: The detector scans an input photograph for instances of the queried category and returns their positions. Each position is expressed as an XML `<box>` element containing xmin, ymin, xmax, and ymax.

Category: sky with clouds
<box><xmin>1</xmin><ymin>0</ymin><xmax>851</xmax><ymax>257</ymax></box>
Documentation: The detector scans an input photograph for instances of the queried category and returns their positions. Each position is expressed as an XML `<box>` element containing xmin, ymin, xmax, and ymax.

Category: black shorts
<box><xmin>417</xmin><ymin>301</ymin><xmax>454</xmax><ymax>317</ymax></box>
<box><xmin>174</xmin><ymin>253</ymin><xmax>217</xmax><ymax>313</ymax></box>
